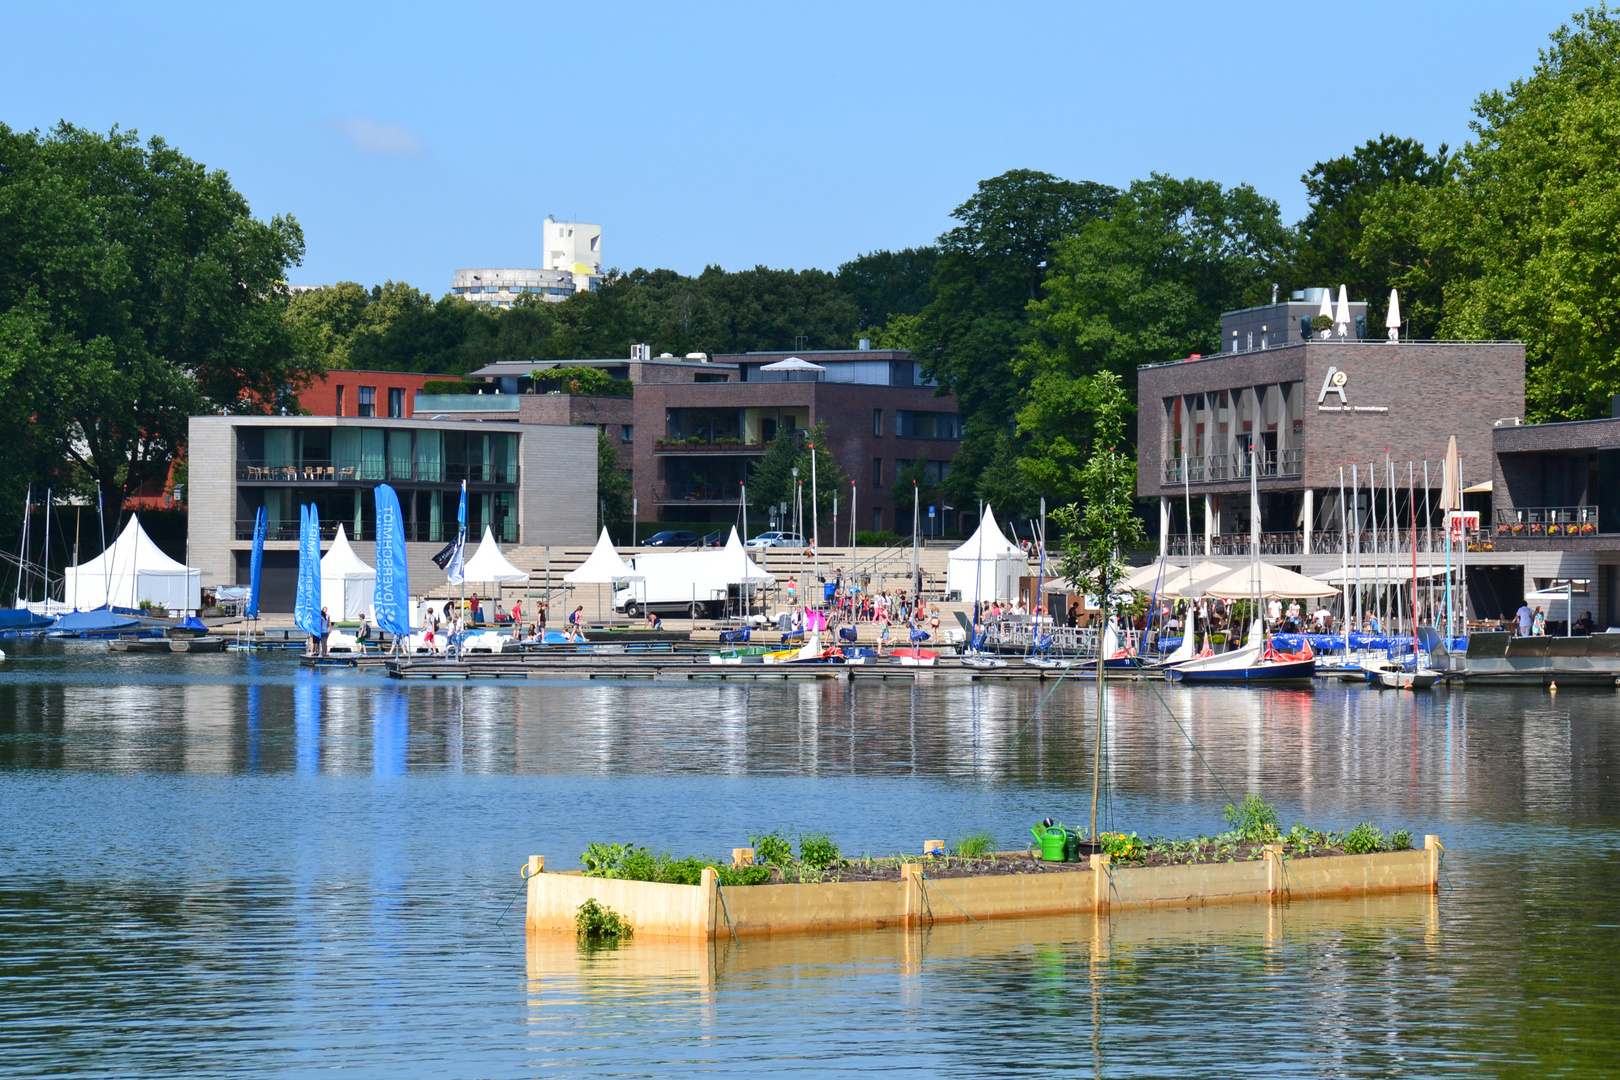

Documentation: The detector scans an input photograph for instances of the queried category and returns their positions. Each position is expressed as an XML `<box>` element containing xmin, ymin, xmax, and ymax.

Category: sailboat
<box><xmin>1379</xmin><ymin>462</ymin><xmax>1441</xmax><ymax>690</ymax></box>
<box><xmin>1166</xmin><ymin>446</ymin><xmax>1316</xmax><ymax>686</ymax></box>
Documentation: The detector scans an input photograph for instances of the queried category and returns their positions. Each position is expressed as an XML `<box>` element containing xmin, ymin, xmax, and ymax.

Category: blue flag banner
<box><xmin>247</xmin><ymin>506</ymin><xmax>267</xmax><ymax>620</ymax></box>
<box><xmin>447</xmin><ymin>480</ymin><xmax>468</xmax><ymax>585</ymax></box>
<box><xmin>457</xmin><ymin>480</ymin><xmax>467</xmax><ymax>531</ymax></box>
<box><xmin>372</xmin><ymin>485</ymin><xmax>411</xmax><ymax>636</ymax></box>
<box><xmin>295</xmin><ymin>503</ymin><xmax>323</xmax><ymax>636</ymax></box>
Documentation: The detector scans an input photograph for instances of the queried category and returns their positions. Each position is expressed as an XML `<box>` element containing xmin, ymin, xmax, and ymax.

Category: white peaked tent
<box><xmin>565</xmin><ymin>528</ymin><xmax>642</xmax><ymax>584</ymax></box>
<box><xmin>321</xmin><ymin>524</ymin><xmax>376</xmax><ymax>620</ymax></box>
<box><xmin>947</xmin><ymin>507</ymin><xmax>1029</xmax><ymax>602</ymax></box>
<box><xmin>722</xmin><ymin>527</ymin><xmax>774</xmax><ymax>584</ymax></box>
<box><xmin>463</xmin><ymin>526</ymin><xmax>529</xmax><ymax>584</ymax></box>
<box><xmin>63</xmin><ymin>514</ymin><xmax>201</xmax><ymax>613</ymax></box>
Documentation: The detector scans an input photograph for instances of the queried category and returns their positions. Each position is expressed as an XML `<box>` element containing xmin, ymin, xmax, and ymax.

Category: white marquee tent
<box><xmin>321</xmin><ymin>525</ymin><xmax>376</xmax><ymax>620</ymax></box>
<box><xmin>64</xmin><ymin>515</ymin><xmax>201</xmax><ymax>613</ymax></box>
<box><xmin>564</xmin><ymin>528</ymin><xmax>642</xmax><ymax>584</ymax></box>
<box><xmin>463</xmin><ymin>526</ymin><xmax>529</xmax><ymax>584</ymax></box>
<box><xmin>947</xmin><ymin>507</ymin><xmax>1029</xmax><ymax>603</ymax></box>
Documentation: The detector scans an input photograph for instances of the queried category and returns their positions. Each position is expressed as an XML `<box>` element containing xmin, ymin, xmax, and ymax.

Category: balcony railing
<box><xmin>1494</xmin><ymin>506</ymin><xmax>1600</xmax><ymax>539</ymax></box>
<box><xmin>1168</xmin><ymin>525</ymin><xmax>1488</xmax><ymax>557</ymax></box>
<box><xmin>1163</xmin><ymin>448</ymin><xmax>1302</xmax><ymax>485</ymax></box>
<box><xmin>235</xmin><ymin>517</ymin><xmax>516</xmax><ymax>544</ymax></box>
<box><xmin>654</xmin><ymin>438</ymin><xmax>769</xmax><ymax>453</ymax></box>
<box><xmin>654</xmin><ymin>483</ymin><xmax>744</xmax><ymax>504</ymax></box>
<box><xmin>237</xmin><ymin>459</ymin><xmax>519</xmax><ymax>485</ymax></box>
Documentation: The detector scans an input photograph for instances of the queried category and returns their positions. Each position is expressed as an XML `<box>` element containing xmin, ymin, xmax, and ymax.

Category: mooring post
<box><xmin>901</xmin><ymin>862</ymin><xmax>925</xmax><ymax>927</ymax></box>
<box><xmin>701</xmin><ymin>866</ymin><xmax>720</xmax><ymax>940</ymax></box>
<box><xmin>527</xmin><ymin>855</ymin><xmax>544</xmax><ymax>876</ymax></box>
<box><xmin>1263</xmin><ymin>843</ymin><xmax>1286</xmax><ymax>900</ymax></box>
<box><xmin>731</xmin><ymin>847</ymin><xmax>755</xmax><ymax>867</ymax></box>
<box><xmin>1425</xmin><ymin>835</ymin><xmax>1441</xmax><ymax>890</ymax></box>
<box><xmin>1089</xmin><ymin>852</ymin><xmax>1112</xmax><ymax>914</ymax></box>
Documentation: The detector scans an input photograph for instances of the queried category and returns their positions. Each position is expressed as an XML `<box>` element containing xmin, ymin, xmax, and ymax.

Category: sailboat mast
<box><xmin>15</xmin><ymin>484</ymin><xmax>30</xmax><ymax>606</ymax></box>
<box><xmin>1352</xmin><ymin>463</ymin><xmax>1362</xmax><ymax>634</ymax></box>
<box><xmin>42</xmin><ymin>488</ymin><xmax>51</xmax><ymax>611</ymax></box>
<box><xmin>1339</xmin><ymin>466</ymin><xmax>1350</xmax><ymax>656</ymax></box>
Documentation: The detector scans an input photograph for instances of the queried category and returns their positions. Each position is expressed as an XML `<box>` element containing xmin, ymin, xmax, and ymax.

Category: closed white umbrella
<box><xmin>1334</xmin><ymin>284</ymin><xmax>1351</xmax><ymax>338</ymax></box>
<box><xmin>1386</xmin><ymin>288</ymin><xmax>1402</xmax><ymax>342</ymax></box>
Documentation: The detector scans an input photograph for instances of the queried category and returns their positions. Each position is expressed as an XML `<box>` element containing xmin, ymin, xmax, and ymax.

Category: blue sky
<box><xmin>1</xmin><ymin>1</ymin><xmax>1582</xmax><ymax>290</ymax></box>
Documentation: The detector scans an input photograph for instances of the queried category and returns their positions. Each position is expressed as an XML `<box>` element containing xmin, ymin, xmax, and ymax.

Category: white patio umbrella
<box><xmin>1386</xmin><ymin>288</ymin><xmax>1402</xmax><ymax>341</ymax></box>
<box><xmin>1334</xmin><ymin>283</ymin><xmax>1351</xmax><ymax>338</ymax></box>
<box><xmin>1203</xmin><ymin>561</ymin><xmax>1339</xmax><ymax>600</ymax></box>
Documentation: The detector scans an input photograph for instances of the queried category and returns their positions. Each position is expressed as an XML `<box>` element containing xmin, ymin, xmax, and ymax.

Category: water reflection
<box><xmin>2</xmin><ymin>645</ymin><xmax>1620</xmax><ymax>1074</ymax></box>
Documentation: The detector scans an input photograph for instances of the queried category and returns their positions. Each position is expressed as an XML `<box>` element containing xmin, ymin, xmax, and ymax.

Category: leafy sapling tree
<box><xmin>1050</xmin><ymin>371</ymin><xmax>1142</xmax><ymax>843</ymax></box>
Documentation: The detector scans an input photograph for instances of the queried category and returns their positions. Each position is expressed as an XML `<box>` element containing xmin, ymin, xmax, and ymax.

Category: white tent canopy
<box><xmin>565</xmin><ymin>528</ymin><xmax>643</xmax><ymax>583</ymax></box>
<box><xmin>1202</xmin><ymin>561</ymin><xmax>1339</xmax><ymax>599</ymax></box>
<box><xmin>463</xmin><ymin>526</ymin><xmax>529</xmax><ymax>583</ymax></box>
<box><xmin>759</xmin><ymin>357</ymin><xmax>826</xmax><ymax>372</ymax></box>
<box><xmin>64</xmin><ymin>514</ymin><xmax>200</xmax><ymax>613</ymax></box>
<box><xmin>722</xmin><ymin>527</ymin><xmax>773</xmax><ymax>581</ymax></box>
<box><xmin>321</xmin><ymin>524</ymin><xmax>376</xmax><ymax>620</ymax></box>
<box><xmin>947</xmin><ymin>507</ymin><xmax>1029</xmax><ymax>602</ymax></box>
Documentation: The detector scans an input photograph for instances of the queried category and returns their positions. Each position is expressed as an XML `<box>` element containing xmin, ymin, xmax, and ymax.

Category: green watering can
<box><xmin>1032</xmin><ymin>820</ymin><xmax>1067</xmax><ymax>861</ymax></box>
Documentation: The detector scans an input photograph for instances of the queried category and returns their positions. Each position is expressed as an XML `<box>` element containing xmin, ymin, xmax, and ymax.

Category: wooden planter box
<box><xmin>525</xmin><ymin>838</ymin><xmax>1442</xmax><ymax>940</ymax></box>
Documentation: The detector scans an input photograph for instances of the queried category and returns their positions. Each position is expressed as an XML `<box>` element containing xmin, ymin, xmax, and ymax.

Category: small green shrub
<box><xmin>750</xmin><ymin>829</ymin><xmax>794</xmax><ymax>867</ymax></box>
<box><xmin>798</xmin><ymin>831</ymin><xmax>841</xmax><ymax>870</ymax></box>
<box><xmin>954</xmin><ymin>831</ymin><xmax>996</xmax><ymax>858</ymax></box>
<box><xmin>581</xmin><ymin>842</ymin><xmax>641</xmax><ymax>876</ymax></box>
<box><xmin>1390</xmin><ymin>829</ymin><xmax>1413</xmax><ymax>851</ymax></box>
<box><xmin>576</xmin><ymin>898</ymin><xmax>632</xmax><ymax>941</ymax></box>
<box><xmin>1311</xmin><ymin>314</ymin><xmax>1334</xmax><ymax>333</ymax></box>
<box><xmin>1340</xmin><ymin>822</ymin><xmax>1386</xmax><ymax>854</ymax></box>
<box><xmin>1224</xmin><ymin>795</ymin><xmax>1280</xmax><ymax>842</ymax></box>
<box><xmin>716</xmin><ymin>865</ymin><xmax>772</xmax><ymax>886</ymax></box>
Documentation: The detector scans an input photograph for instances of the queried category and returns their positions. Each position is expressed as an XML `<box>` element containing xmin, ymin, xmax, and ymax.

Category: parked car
<box><xmin>642</xmin><ymin>530</ymin><xmax>700</xmax><ymax>547</ymax></box>
<box><xmin>745</xmin><ymin>531</ymin><xmax>807</xmax><ymax>549</ymax></box>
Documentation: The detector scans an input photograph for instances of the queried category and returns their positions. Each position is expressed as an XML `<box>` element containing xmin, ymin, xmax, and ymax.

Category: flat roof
<box><xmin>715</xmin><ymin>349</ymin><xmax>911</xmax><ymax>361</ymax></box>
<box><xmin>191</xmin><ymin>414</ymin><xmax>527</xmax><ymax>432</ymax></box>
<box><xmin>468</xmin><ymin>358</ymin><xmax>739</xmax><ymax>378</ymax></box>
<box><xmin>1138</xmin><ymin>338</ymin><xmax>1524</xmax><ymax>370</ymax></box>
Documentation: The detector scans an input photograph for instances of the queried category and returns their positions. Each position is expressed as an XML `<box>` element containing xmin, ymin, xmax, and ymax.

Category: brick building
<box><xmin>297</xmin><ymin>370</ymin><xmax>464</xmax><ymax>419</ymax></box>
<box><xmin>453</xmin><ymin>348</ymin><xmax>962</xmax><ymax>539</ymax></box>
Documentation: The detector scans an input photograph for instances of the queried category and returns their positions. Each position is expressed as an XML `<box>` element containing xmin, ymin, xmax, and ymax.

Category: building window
<box><xmin>335</xmin><ymin>385</ymin><xmax>345</xmax><ymax>416</ymax></box>
<box><xmin>872</xmin><ymin>458</ymin><xmax>883</xmax><ymax>487</ymax></box>
<box><xmin>872</xmin><ymin>507</ymin><xmax>883</xmax><ymax>532</ymax></box>
<box><xmin>358</xmin><ymin>386</ymin><xmax>376</xmax><ymax>417</ymax></box>
<box><xmin>895</xmin><ymin>410</ymin><xmax>962</xmax><ymax>439</ymax></box>
<box><xmin>873</xmin><ymin>408</ymin><xmax>884</xmax><ymax>436</ymax></box>
<box><xmin>621</xmin><ymin>424</ymin><xmax>634</xmax><ymax>443</ymax></box>
<box><xmin>388</xmin><ymin>387</ymin><xmax>404</xmax><ymax>418</ymax></box>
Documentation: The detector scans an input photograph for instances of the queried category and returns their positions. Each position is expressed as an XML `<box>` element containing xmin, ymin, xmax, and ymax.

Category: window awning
<box><xmin>1463</xmin><ymin>480</ymin><xmax>1494</xmax><ymax>494</ymax></box>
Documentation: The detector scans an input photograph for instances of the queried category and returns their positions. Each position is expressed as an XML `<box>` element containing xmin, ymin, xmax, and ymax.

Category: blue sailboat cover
<box><xmin>372</xmin><ymin>485</ymin><xmax>411</xmax><ymax>636</ymax></box>
<box><xmin>294</xmin><ymin>504</ymin><xmax>322</xmax><ymax>636</ymax></box>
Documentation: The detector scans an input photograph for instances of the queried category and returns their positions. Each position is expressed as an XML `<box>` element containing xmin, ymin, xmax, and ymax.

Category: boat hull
<box><xmin>1167</xmin><ymin>658</ymin><xmax>1316</xmax><ymax>684</ymax></box>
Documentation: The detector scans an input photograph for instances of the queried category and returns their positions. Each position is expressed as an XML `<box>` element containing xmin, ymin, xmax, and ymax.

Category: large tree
<box><xmin>1014</xmin><ymin>175</ymin><xmax>1288</xmax><ymax>503</ymax></box>
<box><xmin>1401</xmin><ymin>6</ymin><xmax>1620</xmax><ymax>420</ymax></box>
<box><xmin>911</xmin><ymin>170</ymin><xmax>1119</xmax><ymax>508</ymax></box>
<box><xmin>0</xmin><ymin>122</ymin><xmax>311</xmax><ymax>515</ymax></box>
<box><xmin>836</xmin><ymin>247</ymin><xmax>940</xmax><ymax>331</ymax></box>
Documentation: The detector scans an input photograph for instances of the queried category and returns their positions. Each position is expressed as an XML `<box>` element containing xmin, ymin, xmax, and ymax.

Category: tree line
<box><xmin>3</xmin><ymin>6</ymin><xmax>1619</xmax><ymax>548</ymax></box>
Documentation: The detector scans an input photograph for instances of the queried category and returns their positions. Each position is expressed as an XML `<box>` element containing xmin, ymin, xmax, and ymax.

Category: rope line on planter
<box><xmin>715</xmin><ymin>882</ymin><xmax>741</xmax><ymax>945</ymax></box>
<box><xmin>920</xmin><ymin>873</ymin><xmax>983</xmax><ymax>927</ymax></box>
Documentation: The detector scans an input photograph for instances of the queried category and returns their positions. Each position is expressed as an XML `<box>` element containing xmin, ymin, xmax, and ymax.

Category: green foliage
<box><xmin>953</xmin><ymin>831</ymin><xmax>996</xmax><ymax>858</ymax></box>
<box><xmin>417</xmin><ymin>378</ymin><xmax>484</xmax><ymax>394</ymax></box>
<box><xmin>745</xmin><ymin>422</ymin><xmax>847</xmax><ymax>526</ymax></box>
<box><xmin>836</xmin><ymin>247</ymin><xmax>940</xmax><ymax>329</ymax></box>
<box><xmin>717</xmin><ymin>865</ymin><xmax>772</xmax><ymax>886</ymax></box>
<box><xmin>533</xmin><ymin>366</ymin><xmax>632</xmax><ymax>397</ymax></box>
<box><xmin>749</xmin><ymin>829</ymin><xmax>793</xmax><ymax>867</ymax></box>
<box><xmin>798</xmin><ymin>831</ymin><xmax>841</xmax><ymax>870</ymax></box>
<box><xmin>0</xmin><ymin>122</ymin><xmax>313</xmax><ymax>518</ymax></box>
<box><xmin>1391</xmin><ymin>829</ymin><xmax>1414</xmax><ymax>851</ymax></box>
<box><xmin>913</xmin><ymin>170</ymin><xmax>1119</xmax><ymax>508</ymax></box>
<box><xmin>575</xmin><ymin>898</ymin><xmax>632</xmax><ymax>942</ymax></box>
<box><xmin>1223</xmin><ymin>795</ymin><xmax>1281</xmax><ymax>842</ymax></box>
<box><xmin>596</xmin><ymin>429</ymin><xmax>631</xmax><ymax>533</ymax></box>
<box><xmin>891</xmin><ymin>454</ymin><xmax>942</xmax><ymax>522</ymax></box>
<box><xmin>1098</xmin><ymin>831</ymin><xmax>1143</xmax><ymax>861</ymax></box>
<box><xmin>579</xmin><ymin>842</ymin><xmax>771</xmax><ymax>886</ymax></box>
<box><xmin>852</xmin><ymin>311</ymin><xmax>923</xmax><ymax>351</ymax></box>
<box><xmin>1291</xmin><ymin>133</ymin><xmax>1452</xmax><ymax>330</ymax></box>
<box><xmin>1049</xmin><ymin>372</ymin><xmax>1142</xmax><ymax>606</ymax></box>
<box><xmin>855</xmin><ymin>530</ymin><xmax>904</xmax><ymax>548</ymax></box>
<box><xmin>1339</xmin><ymin>822</ymin><xmax>1387</xmax><ymax>855</ymax></box>
<box><xmin>1310</xmin><ymin>314</ymin><xmax>1334</xmax><ymax>333</ymax></box>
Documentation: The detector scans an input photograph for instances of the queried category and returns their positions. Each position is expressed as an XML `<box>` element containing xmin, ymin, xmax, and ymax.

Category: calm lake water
<box><xmin>0</xmin><ymin>641</ymin><xmax>1617</xmax><ymax>1077</ymax></box>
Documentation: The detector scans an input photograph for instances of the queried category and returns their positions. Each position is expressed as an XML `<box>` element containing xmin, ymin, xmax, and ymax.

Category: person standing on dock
<box><xmin>319</xmin><ymin>607</ymin><xmax>332</xmax><ymax>657</ymax></box>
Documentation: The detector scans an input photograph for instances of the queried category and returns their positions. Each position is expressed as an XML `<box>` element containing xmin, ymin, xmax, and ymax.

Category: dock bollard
<box><xmin>732</xmin><ymin>847</ymin><xmax>755</xmax><ymax>867</ymax></box>
<box><xmin>1425</xmin><ymin>835</ymin><xmax>1442</xmax><ymax>890</ymax></box>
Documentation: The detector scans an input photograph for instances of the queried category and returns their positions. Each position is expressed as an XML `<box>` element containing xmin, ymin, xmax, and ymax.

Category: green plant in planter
<box><xmin>1223</xmin><ymin>795</ymin><xmax>1280</xmax><ymax>842</ymax></box>
<box><xmin>576</xmin><ymin>898</ymin><xmax>632</xmax><ymax>942</ymax></box>
<box><xmin>798</xmin><ymin>831</ymin><xmax>840</xmax><ymax>870</ymax></box>
<box><xmin>1390</xmin><ymin>829</ymin><xmax>1414</xmax><ymax>850</ymax></box>
<box><xmin>1339</xmin><ymin>822</ymin><xmax>1387</xmax><ymax>854</ymax></box>
<box><xmin>1311</xmin><ymin>314</ymin><xmax>1334</xmax><ymax>334</ymax></box>
<box><xmin>954</xmin><ymin>831</ymin><xmax>996</xmax><ymax>858</ymax></box>
<box><xmin>749</xmin><ymin>829</ymin><xmax>793</xmax><ymax>867</ymax></box>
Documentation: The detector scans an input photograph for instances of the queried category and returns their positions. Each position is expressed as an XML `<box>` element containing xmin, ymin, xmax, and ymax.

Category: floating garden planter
<box><xmin>525</xmin><ymin>806</ymin><xmax>1443</xmax><ymax>940</ymax></box>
